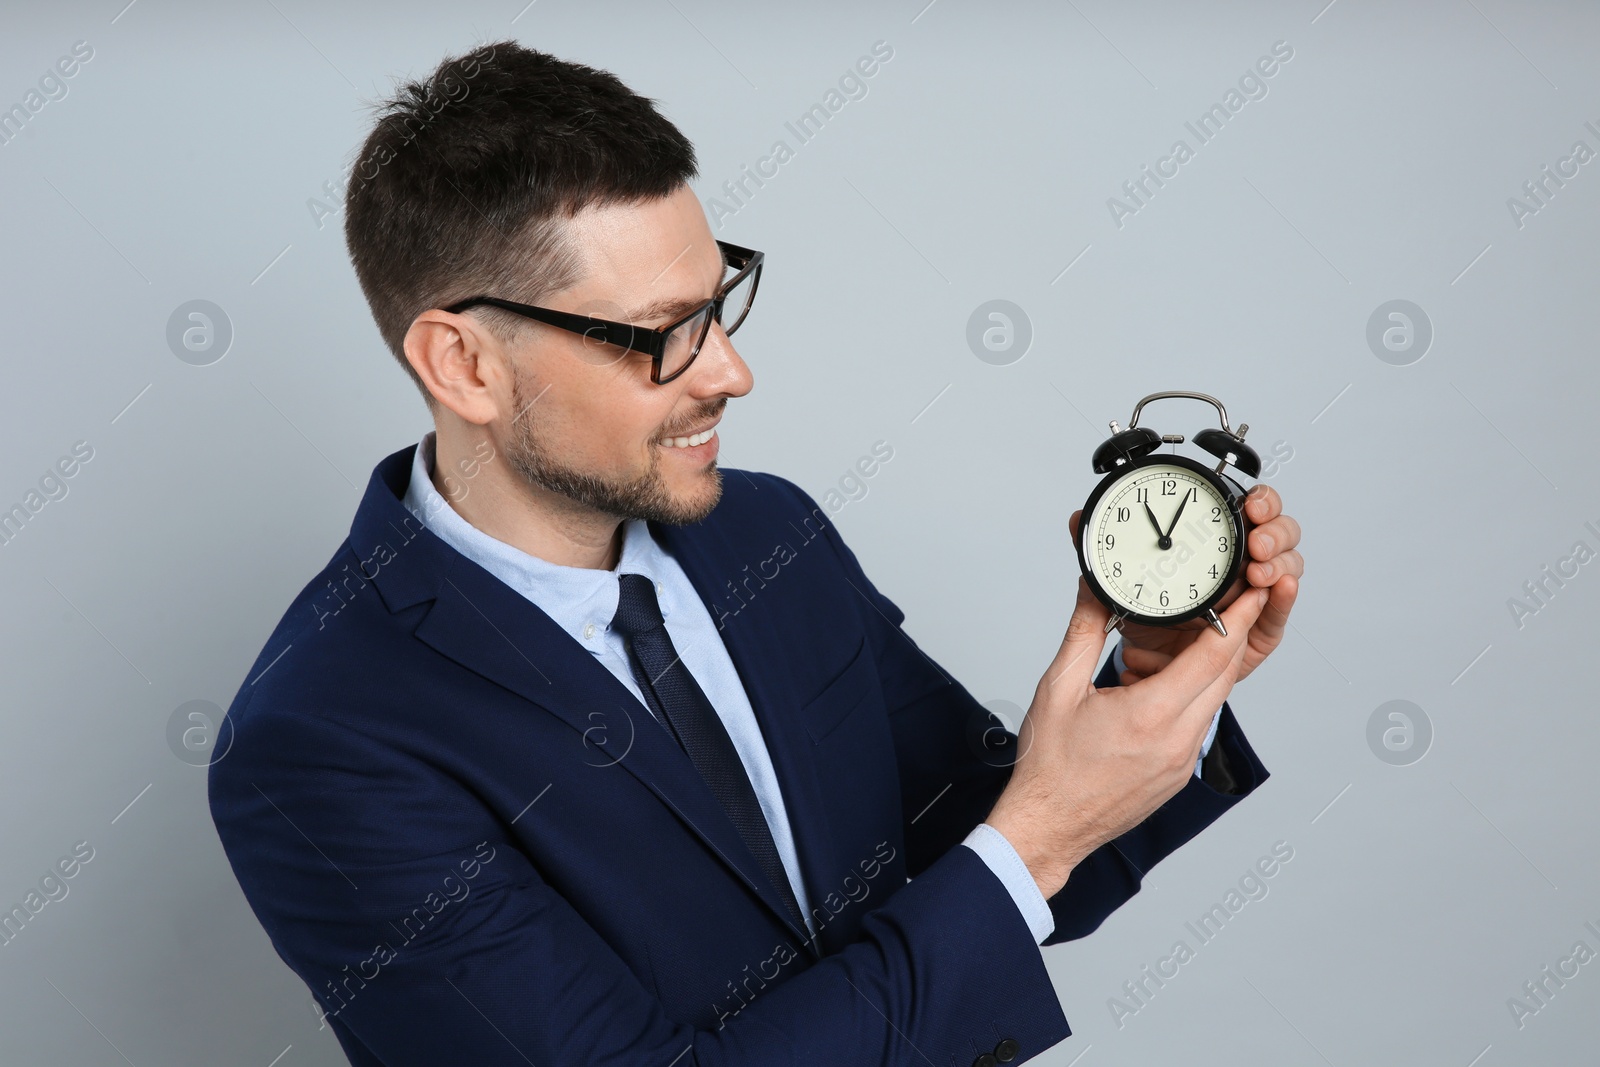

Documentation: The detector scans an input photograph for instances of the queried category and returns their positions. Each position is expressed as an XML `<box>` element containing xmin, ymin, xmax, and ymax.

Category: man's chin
<box><xmin>657</xmin><ymin>464</ymin><xmax>723</xmax><ymax>525</ymax></box>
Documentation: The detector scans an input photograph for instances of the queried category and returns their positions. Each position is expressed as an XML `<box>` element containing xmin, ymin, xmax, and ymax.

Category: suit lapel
<box><xmin>408</xmin><ymin>527</ymin><xmax>825</xmax><ymax>960</ymax></box>
<box><xmin>354</xmin><ymin>446</ymin><xmax>831</xmax><ymax>959</ymax></box>
<box><xmin>653</xmin><ymin>520</ymin><xmax>838</xmax><ymax>959</ymax></box>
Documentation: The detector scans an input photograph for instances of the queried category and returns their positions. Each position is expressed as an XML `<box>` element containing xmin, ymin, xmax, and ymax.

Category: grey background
<box><xmin>1</xmin><ymin>0</ymin><xmax>1596</xmax><ymax>1063</ymax></box>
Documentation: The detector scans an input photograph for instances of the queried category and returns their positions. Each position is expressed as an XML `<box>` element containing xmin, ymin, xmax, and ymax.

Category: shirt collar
<box><xmin>399</xmin><ymin>431</ymin><xmax>675</xmax><ymax>645</ymax></box>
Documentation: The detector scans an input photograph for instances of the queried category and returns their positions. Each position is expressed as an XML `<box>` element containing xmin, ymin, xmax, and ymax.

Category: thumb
<box><xmin>1045</xmin><ymin>576</ymin><xmax>1112</xmax><ymax>691</ymax></box>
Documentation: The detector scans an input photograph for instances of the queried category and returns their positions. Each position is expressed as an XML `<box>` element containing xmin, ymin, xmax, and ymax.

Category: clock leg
<box><xmin>1103</xmin><ymin>612</ymin><xmax>1125</xmax><ymax>634</ymax></box>
<box><xmin>1205</xmin><ymin>609</ymin><xmax>1227</xmax><ymax>637</ymax></box>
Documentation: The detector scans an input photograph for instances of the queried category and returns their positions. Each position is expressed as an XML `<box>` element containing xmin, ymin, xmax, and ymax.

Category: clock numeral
<box><xmin>1218</xmin><ymin>536</ymin><xmax>1228</xmax><ymax>553</ymax></box>
<box><xmin>1186</xmin><ymin>487</ymin><xmax>1198</xmax><ymax>503</ymax></box>
<box><xmin>1135</xmin><ymin>487</ymin><xmax>1148</xmax><ymax>503</ymax></box>
<box><xmin>1189</xmin><ymin>583</ymin><xmax>1198</xmax><ymax>600</ymax></box>
<box><xmin>1111</xmin><ymin>561</ymin><xmax>1122</xmax><ymax>577</ymax></box>
<box><xmin>1159</xmin><ymin>589</ymin><xmax>1170</xmax><ymax>607</ymax></box>
<box><xmin>1211</xmin><ymin>505</ymin><xmax>1223</xmax><ymax>522</ymax></box>
<box><xmin>1104</xmin><ymin>533</ymin><xmax>1116</xmax><ymax>549</ymax></box>
<box><xmin>1115</xmin><ymin>506</ymin><xmax>1130</xmax><ymax>522</ymax></box>
<box><xmin>1209</xmin><ymin>564</ymin><xmax>1219</xmax><ymax>579</ymax></box>
<box><xmin>1161</xmin><ymin>479</ymin><xmax>1177</xmax><ymax>496</ymax></box>
<box><xmin>1134</xmin><ymin>583</ymin><xmax>1144</xmax><ymax>599</ymax></box>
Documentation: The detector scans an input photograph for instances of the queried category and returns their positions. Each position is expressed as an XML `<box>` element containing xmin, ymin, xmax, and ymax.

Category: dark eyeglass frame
<box><xmin>442</xmin><ymin>240</ymin><xmax>763</xmax><ymax>384</ymax></box>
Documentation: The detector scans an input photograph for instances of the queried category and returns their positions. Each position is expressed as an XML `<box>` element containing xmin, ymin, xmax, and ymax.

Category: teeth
<box><xmin>663</xmin><ymin>429</ymin><xmax>715</xmax><ymax>448</ymax></box>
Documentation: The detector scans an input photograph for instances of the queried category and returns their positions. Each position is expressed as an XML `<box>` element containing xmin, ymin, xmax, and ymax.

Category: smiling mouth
<box><xmin>660</xmin><ymin>427</ymin><xmax>717</xmax><ymax>449</ymax></box>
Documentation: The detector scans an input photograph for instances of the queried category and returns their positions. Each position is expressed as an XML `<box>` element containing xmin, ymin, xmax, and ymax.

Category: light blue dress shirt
<box><xmin>401</xmin><ymin>432</ymin><xmax>1222</xmax><ymax>948</ymax></box>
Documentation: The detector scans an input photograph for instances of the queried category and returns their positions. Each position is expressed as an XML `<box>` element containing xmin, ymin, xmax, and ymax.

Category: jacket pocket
<box><xmin>799</xmin><ymin>636</ymin><xmax>874</xmax><ymax>743</ymax></box>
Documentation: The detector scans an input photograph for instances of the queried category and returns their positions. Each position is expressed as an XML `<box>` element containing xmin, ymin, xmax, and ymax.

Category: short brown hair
<box><xmin>343</xmin><ymin>40</ymin><xmax>699</xmax><ymax>399</ymax></box>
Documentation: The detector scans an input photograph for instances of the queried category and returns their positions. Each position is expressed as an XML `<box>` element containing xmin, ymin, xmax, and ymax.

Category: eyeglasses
<box><xmin>442</xmin><ymin>240</ymin><xmax>763</xmax><ymax>384</ymax></box>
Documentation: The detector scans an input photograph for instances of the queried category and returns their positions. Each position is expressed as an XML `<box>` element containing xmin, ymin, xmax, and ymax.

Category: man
<box><xmin>209</xmin><ymin>40</ymin><xmax>1304</xmax><ymax>1067</ymax></box>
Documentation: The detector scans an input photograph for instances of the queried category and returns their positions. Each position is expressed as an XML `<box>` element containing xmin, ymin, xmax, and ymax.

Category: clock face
<box><xmin>1083</xmin><ymin>460</ymin><xmax>1241</xmax><ymax>620</ymax></box>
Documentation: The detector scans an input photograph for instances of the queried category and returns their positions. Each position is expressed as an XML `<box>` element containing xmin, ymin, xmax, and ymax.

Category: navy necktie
<box><xmin>610</xmin><ymin>572</ymin><xmax>807</xmax><ymax>936</ymax></box>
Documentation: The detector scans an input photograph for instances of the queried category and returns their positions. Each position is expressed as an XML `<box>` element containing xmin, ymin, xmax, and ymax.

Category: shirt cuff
<box><xmin>962</xmin><ymin>822</ymin><xmax>1055</xmax><ymax>944</ymax></box>
<box><xmin>1110</xmin><ymin>638</ymin><xmax>1129</xmax><ymax>680</ymax></box>
<box><xmin>1112</xmin><ymin>640</ymin><xmax>1223</xmax><ymax>778</ymax></box>
<box><xmin>1197</xmin><ymin>703</ymin><xmax>1222</xmax><ymax>777</ymax></box>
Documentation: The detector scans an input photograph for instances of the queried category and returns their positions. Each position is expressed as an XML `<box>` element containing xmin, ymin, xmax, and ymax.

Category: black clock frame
<box><xmin>1077</xmin><ymin>452</ymin><xmax>1255</xmax><ymax>628</ymax></box>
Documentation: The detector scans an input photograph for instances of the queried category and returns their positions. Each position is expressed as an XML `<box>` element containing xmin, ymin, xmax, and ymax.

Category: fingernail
<box><xmin>1258</xmin><ymin>535</ymin><xmax>1273</xmax><ymax>554</ymax></box>
<box><xmin>1257</xmin><ymin>587</ymin><xmax>1270</xmax><ymax>606</ymax></box>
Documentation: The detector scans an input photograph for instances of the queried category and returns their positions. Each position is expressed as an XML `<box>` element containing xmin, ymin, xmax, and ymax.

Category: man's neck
<box><xmin>431</xmin><ymin>428</ymin><xmax>625</xmax><ymax>571</ymax></box>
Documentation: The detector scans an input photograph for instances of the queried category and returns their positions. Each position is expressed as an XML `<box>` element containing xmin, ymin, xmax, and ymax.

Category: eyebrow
<box><xmin>625</xmin><ymin>245</ymin><xmax>730</xmax><ymax>324</ymax></box>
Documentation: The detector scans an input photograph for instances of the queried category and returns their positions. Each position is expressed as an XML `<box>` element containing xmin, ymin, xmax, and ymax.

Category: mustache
<box><xmin>660</xmin><ymin>399</ymin><xmax>726</xmax><ymax>438</ymax></box>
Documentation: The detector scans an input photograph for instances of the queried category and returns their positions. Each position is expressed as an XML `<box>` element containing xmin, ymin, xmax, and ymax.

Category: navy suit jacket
<box><xmin>208</xmin><ymin>444</ymin><xmax>1269</xmax><ymax>1067</ymax></box>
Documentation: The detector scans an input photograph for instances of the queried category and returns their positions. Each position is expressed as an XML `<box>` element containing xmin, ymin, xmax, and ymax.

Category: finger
<box><xmin>1174</xmin><ymin>617</ymin><xmax>1254</xmax><ymax>739</ymax></box>
<box><xmin>1120</xmin><ymin>644</ymin><xmax>1175</xmax><ymax>674</ymax></box>
<box><xmin>1133</xmin><ymin>583</ymin><xmax>1269</xmax><ymax>712</ymax></box>
<box><xmin>1240</xmin><ymin>575</ymin><xmax>1300</xmax><ymax>673</ymax></box>
<box><xmin>1249</xmin><ymin>514</ymin><xmax>1301</xmax><ymax>559</ymax></box>
<box><xmin>1045</xmin><ymin>576</ymin><xmax>1112</xmax><ymax>691</ymax></box>
<box><xmin>1069</xmin><ymin>509</ymin><xmax>1083</xmax><ymax>552</ymax></box>
<box><xmin>1244</xmin><ymin>484</ymin><xmax>1281</xmax><ymax>525</ymax></box>
<box><xmin>1259</xmin><ymin>573</ymin><xmax>1299</xmax><ymax>634</ymax></box>
<box><xmin>1248</xmin><ymin>548</ymin><xmax>1303</xmax><ymax>586</ymax></box>
<box><xmin>1184</xmin><ymin>622</ymin><xmax>1253</xmax><ymax>726</ymax></box>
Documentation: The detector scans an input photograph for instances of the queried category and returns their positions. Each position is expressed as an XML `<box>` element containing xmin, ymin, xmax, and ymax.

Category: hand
<box><xmin>986</xmin><ymin>574</ymin><xmax>1270</xmax><ymax>898</ymax></box>
<box><xmin>1069</xmin><ymin>483</ymin><xmax>1302</xmax><ymax>686</ymax></box>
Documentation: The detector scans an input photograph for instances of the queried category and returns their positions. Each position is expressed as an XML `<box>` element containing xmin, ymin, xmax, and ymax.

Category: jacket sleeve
<box><xmin>209</xmin><ymin>702</ymin><xmax>1075</xmax><ymax>1067</ymax></box>
<box><xmin>789</xmin><ymin>478</ymin><xmax>1270</xmax><ymax>950</ymax></box>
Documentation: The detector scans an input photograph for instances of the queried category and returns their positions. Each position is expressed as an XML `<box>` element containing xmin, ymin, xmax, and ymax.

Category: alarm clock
<box><xmin>1076</xmin><ymin>390</ymin><xmax>1261</xmax><ymax>637</ymax></box>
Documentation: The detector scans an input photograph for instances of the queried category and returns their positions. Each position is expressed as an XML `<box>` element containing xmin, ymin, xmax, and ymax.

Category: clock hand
<box><xmin>1163</xmin><ymin>492</ymin><xmax>1190</xmax><ymax>541</ymax></box>
<box><xmin>1142</xmin><ymin>502</ymin><xmax>1167</xmax><ymax>547</ymax></box>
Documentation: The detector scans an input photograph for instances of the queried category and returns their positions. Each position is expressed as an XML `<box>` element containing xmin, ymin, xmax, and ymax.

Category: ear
<box><xmin>403</xmin><ymin>310</ymin><xmax>510</xmax><ymax>425</ymax></box>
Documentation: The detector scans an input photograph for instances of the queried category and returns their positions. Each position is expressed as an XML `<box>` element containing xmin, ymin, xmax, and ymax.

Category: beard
<box><xmin>503</xmin><ymin>369</ymin><xmax>724</xmax><ymax>526</ymax></box>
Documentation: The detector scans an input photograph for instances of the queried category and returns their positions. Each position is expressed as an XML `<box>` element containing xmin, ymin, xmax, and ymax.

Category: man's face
<box><xmin>496</xmin><ymin>184</ymin><xmax>754</xmax><ymax>526</ymax></box>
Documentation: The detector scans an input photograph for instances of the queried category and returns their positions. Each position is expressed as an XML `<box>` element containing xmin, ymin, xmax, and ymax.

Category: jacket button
<box><xmin>972</xmin><ymin>1055</ymin><xmax>997</xmax><ymax>1067</ymax></box>
<box><xmin>995</xmin><ymin>1037</ymin><xmax>1020</xmax><ymax>1061</ymax></box>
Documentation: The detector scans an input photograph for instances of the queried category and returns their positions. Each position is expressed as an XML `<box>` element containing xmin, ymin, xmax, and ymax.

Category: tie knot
<box><xmin>611</xmin><ymin>573</ymin><xmax>665</xmax><ymax>638</ymax></box>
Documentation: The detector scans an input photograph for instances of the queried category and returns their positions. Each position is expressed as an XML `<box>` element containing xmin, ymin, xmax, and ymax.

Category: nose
<box><xmin>688</xmin><ymin>321</ymin><xmax>753</xmax><ymax>399</ymax></box>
